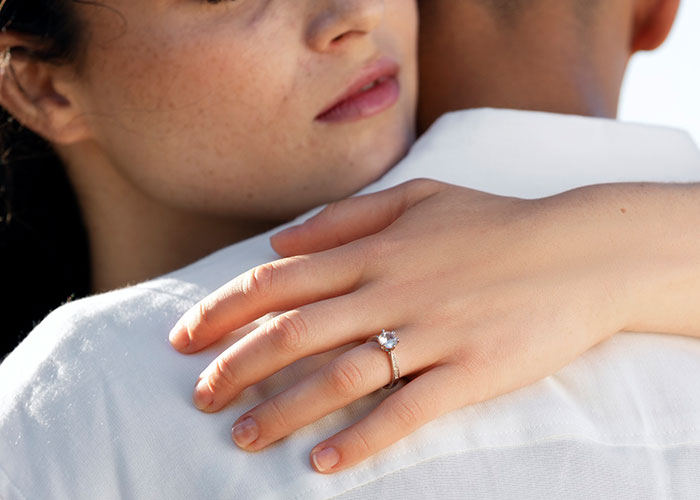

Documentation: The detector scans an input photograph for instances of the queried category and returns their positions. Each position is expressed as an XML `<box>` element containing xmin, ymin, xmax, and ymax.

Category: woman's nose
<box><xmin>306</xmin><ymin>0</ymin><xmax>385</xmax><ymax>52</ymax></box>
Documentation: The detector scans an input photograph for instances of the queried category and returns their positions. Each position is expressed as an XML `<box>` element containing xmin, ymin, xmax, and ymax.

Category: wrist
<box><xmin>525</xmin><ymin>183</ymin><xmax>642</xmax><ymax>341</ymax></box>
<box><xmin>570</xmin><ymin>182</ymin><xmax>700</xmax><ymax>337</ymax></box>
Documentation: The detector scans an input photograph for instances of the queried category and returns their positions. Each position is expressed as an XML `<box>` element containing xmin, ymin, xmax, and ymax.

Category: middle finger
<box><xmin>193</xmin><ymin>287</ymin><xmax>393</xmax><ymax>412</ymax></box>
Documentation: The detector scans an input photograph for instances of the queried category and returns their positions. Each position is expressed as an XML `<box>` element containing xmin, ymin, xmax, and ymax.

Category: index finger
<box><xmin>168</xmin><ymin>245</ymin><xmax>368</xmax><ymax>353</ymax></box>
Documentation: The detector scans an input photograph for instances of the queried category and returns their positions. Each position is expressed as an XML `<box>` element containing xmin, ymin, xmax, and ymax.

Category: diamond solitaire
<box><xmin>377</xmin><ymin>329</ymin><xmax>399</xmax><ymax>351</ymax></box>
<box><xmin>365</xmin><ymin>329</ymin><xmax>401</xmax><ymax>389</ymax></box>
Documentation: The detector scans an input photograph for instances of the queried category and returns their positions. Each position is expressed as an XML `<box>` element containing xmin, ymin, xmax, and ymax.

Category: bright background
<box><xmin>619</xmin><ymin>1</ymin><xmax>700</xmax><ymax>146</ymax></box>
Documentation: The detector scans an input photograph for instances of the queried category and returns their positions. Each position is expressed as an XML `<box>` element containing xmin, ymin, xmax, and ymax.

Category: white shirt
<box><xmin>2</xmin><ymin>109</ymin><xmax>700</xmax><ymax>500</ymax></box>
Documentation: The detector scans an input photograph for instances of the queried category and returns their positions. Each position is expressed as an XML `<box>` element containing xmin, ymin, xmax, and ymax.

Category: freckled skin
<box><xmin>69</xmin><ymin>0</ymin><xmax>418</xmax><ymax>219</ymax></box>
<box><xmin>49</xmin><ymin>0</ymin><xmax>417</xmax><ymax>291</ymax></box>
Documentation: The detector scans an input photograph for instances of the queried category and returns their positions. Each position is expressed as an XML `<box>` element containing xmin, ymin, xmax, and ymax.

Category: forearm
<box><xmin>557</xmin><ymin>181</ymin><xmax>700</xmax><ymax>339</ymax></box>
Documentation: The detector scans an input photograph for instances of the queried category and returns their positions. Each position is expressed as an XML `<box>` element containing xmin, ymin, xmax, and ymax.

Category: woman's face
<box><xmin>70</xmin><ymin>0</ymin><xmax>418</xmax><ymax>219</ymax></box>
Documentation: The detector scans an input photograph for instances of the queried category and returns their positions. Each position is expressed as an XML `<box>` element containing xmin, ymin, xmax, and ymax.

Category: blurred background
<box><xmin>619</xmin><ymin>1</ymin><xmax>700</xmax><ymax>146</ymax></box>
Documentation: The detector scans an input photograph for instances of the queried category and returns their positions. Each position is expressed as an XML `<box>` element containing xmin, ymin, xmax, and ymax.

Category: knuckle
<box><xmin>453</xmin><ymin>345</ymin><xmax>495</xmax><ymax>401</ymax></box>
<box><xmin>455</xmin><ymin>345</ymin><xmax>492</xmax><ymax>379</ymax></box>
<box><xmin>320</xmin><ymin>200</ymin><xmax>342</xmax><ymax>220</ymax></box>
<box><xmin>323</xmin><ymin>357</ymin><xmax>365</xmax><ymax>399</ymax></box>
<box><xmin>243</xmin><ymin>263</ymin><xmax>277</xmax><ymax>299</ymax></box>
<box><xmin>348</xmin><ymin>427</ymin><xmax>372</xmax><ymax>455</ymax></box>
<box><xmin>268</xmin><ymin>312</ymin><xmax>309</xmax><ymax>354</ymax></box>
<box><xmin>187</xmin><ymin>301</ymin><xmax>213</xmax><ymax>338</ymax></box>
<box><xmin>265</xmin><ymin>398</ymin><xmax>293</xmax><ymax>432</ymax></box>
<box><xmin>318</xmin><ymin>202</ymin><xmax>347</xmax><ymax>246</ymax></box>
<box><xmin>404</xmin><ymin>177</ymin><xmax>443</xmax><ymax>197</ymax></box>
<box><xmin>404</xmin><ymin>177</ymin><xmax>431</xmax><ymax>190</ymax></box>
<box><xmin>358</xmin><ymin>232</ymin><xmax>400</xmax><ymax>270</ymax></box>
<box><xmin>210</xmin><ymin>355</ymin><xmax>240</xmax><ymax>392</ymax></box>
<box><xmin>386</xmin><ymin>395</ymin><xmax>423</xmax><ymax>429</ymax></box>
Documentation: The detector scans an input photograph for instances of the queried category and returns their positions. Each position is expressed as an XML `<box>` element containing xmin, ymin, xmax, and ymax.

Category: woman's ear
<box><xmin>0</xmin><ymin>32</ymin><xmax>91</xmax><ymax>145</ymax></box>
<box><xmin>631</xmin><ymin>0</ymin><xmax>681</xmax><ymax>53</ymax></box>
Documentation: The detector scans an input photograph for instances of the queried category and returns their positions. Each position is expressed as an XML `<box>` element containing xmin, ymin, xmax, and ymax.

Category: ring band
<box><xmin>365</xmin><ymin>329</ymin><xmax>401</xmax><ymax>390</ymax></box>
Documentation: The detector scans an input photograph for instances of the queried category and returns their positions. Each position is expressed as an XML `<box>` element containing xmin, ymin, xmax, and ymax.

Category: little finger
<box><xmin>309</xmin><ymin>363</ymin><xmax>464</xmax><ymax>474</ymax></box>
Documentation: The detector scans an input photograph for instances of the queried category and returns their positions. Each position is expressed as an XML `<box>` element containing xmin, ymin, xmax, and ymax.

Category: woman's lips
<box><xmin>315</xmin><ymin>58</ymin><xmax>401</xmax><ymax>123</ymax></box>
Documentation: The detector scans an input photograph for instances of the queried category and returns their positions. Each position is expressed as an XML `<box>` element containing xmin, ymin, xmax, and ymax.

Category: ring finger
<box><xmin>229</xmin><ymin>325</ymin><xmax>437</xmax><ymax>452</ymax></box>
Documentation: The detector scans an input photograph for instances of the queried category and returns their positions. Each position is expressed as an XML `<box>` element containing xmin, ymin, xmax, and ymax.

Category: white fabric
<box><xmin>2</xmin><ymin>109</ymin><xmax>700</xmax><ymax>500</ymax></box>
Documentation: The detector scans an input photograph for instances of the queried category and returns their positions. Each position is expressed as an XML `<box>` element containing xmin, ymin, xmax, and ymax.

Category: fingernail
<box><xmin>168</xmin><ymin>324</ymin><xmax>190</xmax><ymax>351</ymax></box>
<box><xmin>232</xmin><ymin>417</ymin><xmax>259</xmax><ymax>448</ymax></box>
<box><xmin>312</xmin><ymin>446</ymin><xmax>339</xmax><ymax>472</ymax></box>
<box><xmin>193</xmin><ymin>379</ymin><xmax>213</xmax><ymax>410</ymax></box>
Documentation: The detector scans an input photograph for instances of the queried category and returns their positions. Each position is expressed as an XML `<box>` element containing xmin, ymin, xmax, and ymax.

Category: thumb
<box><xmin>270</xmin><ymin>178</ymin><xmax>443</xmax><ymax>257</ymax></box>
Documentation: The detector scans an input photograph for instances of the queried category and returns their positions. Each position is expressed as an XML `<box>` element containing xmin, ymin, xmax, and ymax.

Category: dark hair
<box><xmin>0</xmin><ymin>0</ymin><xmax>90</xmax><ymax>358</ymax></box>
<box><xmin>478</xmin><ymin>0</ymin><xmax>599</xmax><ymax>23</ymax></box>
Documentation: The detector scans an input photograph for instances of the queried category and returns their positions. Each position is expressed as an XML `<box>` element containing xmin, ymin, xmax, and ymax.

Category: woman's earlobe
<box><xmin>0</xmin><ymin>40</ymin><xmax>90</xmax><ymax>145</ymax></box>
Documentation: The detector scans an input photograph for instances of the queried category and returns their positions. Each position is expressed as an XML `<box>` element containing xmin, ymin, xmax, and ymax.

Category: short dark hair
<box><xmin>477</xmin><ymin>0</ymin><xmax>599</xmax><ymax>23</ymax></box>
<box><xmin>479</xmin><ymin>0</ymin><xmax>530</xmax><ymax>16</ymax></box>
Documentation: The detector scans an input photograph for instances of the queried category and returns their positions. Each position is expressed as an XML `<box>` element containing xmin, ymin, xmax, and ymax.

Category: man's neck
<box><xmin>417</xmin><ymin>0</ymin><xmax>631</xmax><ymax>132</ymax></box>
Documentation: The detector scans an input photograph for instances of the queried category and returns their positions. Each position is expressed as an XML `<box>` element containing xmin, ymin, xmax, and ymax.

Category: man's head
<box><xmin>418</xmin><ymin>0</ymin><xmax>681</xmax><ymax>131</ymax></box>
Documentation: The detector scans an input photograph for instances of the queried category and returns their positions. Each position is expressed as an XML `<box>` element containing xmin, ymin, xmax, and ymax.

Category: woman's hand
<box><xmin>169</xmin><ymin>178</ymin><xmax>671</xmax><ymax>474</ymax></box>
